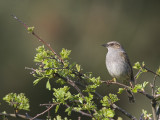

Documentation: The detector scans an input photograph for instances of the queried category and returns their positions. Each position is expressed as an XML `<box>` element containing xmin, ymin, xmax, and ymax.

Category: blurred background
<box><xmin>1</xmin><ymin>0</ymin><xmax>160</xmax><ymax>119</ymax></box>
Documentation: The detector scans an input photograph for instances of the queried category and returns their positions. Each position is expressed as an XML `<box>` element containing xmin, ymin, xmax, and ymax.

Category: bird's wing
<box><xmin>120</xmin><ymin>51</ymin><xmax>134</xmax><ymax>83</ymax></box>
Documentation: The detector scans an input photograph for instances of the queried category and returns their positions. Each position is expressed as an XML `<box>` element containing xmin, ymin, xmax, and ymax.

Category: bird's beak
<box><xmin>101</xmin><ymin>44</ymin><xmax>108</xmax><ymax>47</ymax></box>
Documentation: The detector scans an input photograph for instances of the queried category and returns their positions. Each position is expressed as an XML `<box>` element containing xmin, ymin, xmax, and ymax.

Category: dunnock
<box><xmin>102</xmin><ymin>41</ymin><xmax>135</xmax><ymax>102</ymax></box>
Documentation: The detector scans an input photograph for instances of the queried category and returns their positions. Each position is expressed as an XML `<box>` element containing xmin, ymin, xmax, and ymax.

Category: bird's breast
<box><xmin>106</xmin><ymin>52</ymin><xmax>130</xmax><ymax>79</ymax></box>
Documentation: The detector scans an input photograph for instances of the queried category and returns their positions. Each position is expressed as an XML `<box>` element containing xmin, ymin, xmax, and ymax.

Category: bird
<box><xmin>102</xmin><ymin>41</ymin><xmax>135</xmax><ymax>103</ymax></box>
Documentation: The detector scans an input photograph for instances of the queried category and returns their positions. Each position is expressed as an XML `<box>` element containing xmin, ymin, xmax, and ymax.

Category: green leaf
<box><xmin>101</xmin><ymin>96</ymin><xmax>110</xmax><ymax>107</ymax></box>
<box><xmin>156</xmin><ymin>87</ymin><xmax>160</xmax><ymax>94</ymax></box>
<box><xmin>132</xmin><ymin>84</ymin><xmax>142</xmax><ymax>93</ymax></box>
<box><xmin>53</xmin><ymin>86</ymin><xmax>71</xmax><ymax>104</ymax></box>
<box><xmin>156</xmin><ymin>66</ymin><xmax>160</xmax><ymax>75</ymax></box>
<box><xmin>76</xmin><ymin>64</ymin><xmax>81</xmax><ymax>72</ymax></box>
<box><xmin>46</xmin><ymin>80</ymin><xmax>51</xmax><ymax>90</ymax></box>
<box><xmin>55</xmin><ymin>104</ymin><xmax>60</xmax><ymax>113</ymax></box>
<box><xmin>117</xmin><ymin>88</ymin><xmax>125</xmax><ymax>94</ymax></box>
<box><xmin>65</xmin><ymin>106</ymin><xmax>72</xmax><ymax>116</ymax></box>
<box><xmin>142</xmin><ymin>109</ymin><xmax>152</xmax><ymax>119</ymax></box>
<box><xmin>132</xmin><ymin>81</ymin><xmax>148</xmax><ymax>93</ymax></box>
<box><xmin>109</xmin><ymin>94</ymin><xmax>119</xmax><ymax>103</ymax></box>
<box><xmin>3</xmin><ymin>93</ymin><xmax>30</xmax><ymax>111</ymax></box>
<box><xmin>106</xmin><ymin>108</ymin><xmax>115</xmax><ymax>118</ymax></box>
<box><xmin>56</xmin><ymin>78</ymin><xmax>66</xmax><ymax>85</ymax></box>
<box><xmin>133</xmin><ymin>62</ymin><xmax>147</xmax><ymax>79</ymax></box>
<box><xmin>142</xmin><ymin>81</ymin><xmax>148</xmax><ymax>88</ymax></box>
<box><xmin>133</xmin><ymin>62</ymin><xmax>141</xmax><ymax>69</ymax></box>
<box><xmin>135</xmin><ymin>71</ymin><xmax>143</xmax><ymax>79</ymax></box>
<box><xmin>117</xmin><ymin>117</ymin><xmax>123</xmax><ymax>120</ymax></box>
<box><xmin>60</xmin><ymin>48</ymin><xmax>71</xmax><ymax>59</ymax></box>
<box><xmin>27</xmin><ymin>26</ymin><xmax>34</xmax><ymax>33</ymax></box>
<box><xmin>33</xmin><ymin>78</ymin><xmax>42</xmax><ymax>85</ymax></box>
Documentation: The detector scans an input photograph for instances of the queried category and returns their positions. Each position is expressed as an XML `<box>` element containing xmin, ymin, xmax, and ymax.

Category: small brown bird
<box><xmin>102</xmin><ymin>41</ymin><xmax>135</xmax><ymax>103</ymax></box>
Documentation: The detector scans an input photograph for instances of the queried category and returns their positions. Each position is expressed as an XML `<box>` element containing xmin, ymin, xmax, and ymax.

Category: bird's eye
<box><xmin>110</xmin><ymin>43</ymin><xmax>114</xmax><ymax>46</ymax></box>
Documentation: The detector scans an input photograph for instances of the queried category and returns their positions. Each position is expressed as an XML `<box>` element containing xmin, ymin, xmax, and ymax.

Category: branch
<box><xmin>102</xmin><ymin>80</ymin><xmax>155</xmax><ymax>100</ymax></box>
<box><xmin>11</xmin><ymin>15</ymin><xmax>64</xmax><ymax>64</ymax></box>
<box><xmin>112</xmin><ymin>104</ymin><xmax>137</xmax><ymax>120</ymax></box>
<box><xmin>64</xmin><ymin>104</ymin><xmax>93</xmax><ymax>118</ymax></box>
<box><xmin>74</xmin><ymin>80</ymin><xmax>137</xmax><ymax>119</ymax></box>
<box><xmin>143</xmin><ymin>66</ymin><xmax>160</xmax><ymax>77</ymax></box>
<box><xmin>151</xmin><ymin>99</ymin><xmax>157</xmax><ymax>120</ymax></box>
<box><xmin>134</xmin><ymin>69</ymin><xmax>142</xmax><ymax>82</ymax></box>
<box><xmin>151</xmin><ymin>75</ymin><xmax>158</xmax><ymax>120</ymax></box>
<box><xmin>0</xmin><ymin>113</ymin><xmax>43</xmax><ymax>120</ymax></box>
<box><xmin>55</xmin><ymin>73</ymin><xmax>85</xmax><ymax>98</ymax></box>
<box><xmin>30</xmin><ymin>103</ymin><xmax>59</xmax><ymax>120</ymax></box>
<box><xmin>138</xmin><ymin>91</ymin><xmax>154</xmax><ymax>100</ymax></box>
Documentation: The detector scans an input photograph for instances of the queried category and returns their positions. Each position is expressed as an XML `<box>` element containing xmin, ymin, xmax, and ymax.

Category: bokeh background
<box><xmin>1</xmin><ymin>0</ymin><xmax>160</xmax><ymax>119</ymax></box>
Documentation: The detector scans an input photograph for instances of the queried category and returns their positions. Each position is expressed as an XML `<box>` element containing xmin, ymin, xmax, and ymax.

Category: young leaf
<box><xmin>27</xmin><ymin>26</ymin><xmax>34</xmax><ymax>33</ymax></box>
<box><xmin>33</xmin><ymin>78</ymin><xmax>42</xmax><ymax>85</ymax></box>
<box><xmin>118</xmin><ymin>88</ymin><xmax>125</xmax><ymax>94</ymax></box>
<box><xmin>76</xmin><ymin>64</ymin><xmax>81</xmax><ymax>72</ymax></box>
<box><xmin>55</xmin><ymin>104</ymin><xmax>60</xmax><ymax>113</ymax></box>
<box><xmin>156</xmin><ymin>66</ymin><xmax>160</xmax><ymax>75</ymax></box>
<box><xmin>46</xmin><ymin>80</ymin><xmax>51</xmax><ymax>90</ymax></box>
<box><xmin>133</xmin><ymin>62</ymin><xmax>141</xmax><ymax>69</ymax></box>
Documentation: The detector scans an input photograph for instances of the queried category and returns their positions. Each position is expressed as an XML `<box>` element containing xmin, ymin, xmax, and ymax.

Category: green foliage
<box><xmin>3</xmin><ymin>93</ymin><xmax>29</xmax><ymax>111</ymax></box>
<box><xmin>9</xmin><ymin>45</ymin><xmax>157</xmax><ymax>119</ymax></box>
<box><xmin>53</xmin><ymin>115</ymin><xmax>71</xmax><ymax>120</ymax></box>
<box><xmin>132</xmin><ymin>81</ymin><xmax>148</xmax><ymax>93</ymax></box>
<box><xmin>156</xmin><ymin>66</ymin><xmax>160</xmax><ymax>75</ymax></box>
<box><xmin>142</xmin><ymin>109</ymin><xmax>152</xmax><ymax>120</ymax></box>
<box><xmin>133</xmin><ymin>62</ymin><xmax>147</xmax><ymax>79</ymax></box>
<box><xmin>46</xmin><ymin>80</ymin><xmax>51</xmax><ymax>90</ymax></box>
<box><xmin>53</xmin><ymin>86</ymin><xmax>71</xmax><ymax>104</ymax></box>
<box><xmin>101</xmin><ymin>94</ymin><xmax>119</xmax><ymax>107</ymax></box>
<box><xmin>118</xmin><ymin>88</ymin><xmax>125</xmax><ymax>94</ymax></box>
<box><xmin>156</xmin><ymin>87</ymin><xmax>160</xmax><ymax>94</ymax></box>
<box><xmin>27</xmin><ymin>26</ymin><xmax>34</xmax><ymax>33</ymax></box>
<box><xmin>84</xmin><ymin>76</ymin><xmax>101</xmax><ymax>93</ymax></box>
<box><xmin>94</xmin><ymin>107</ymin><xmax>115</xmax><ymax>120</ymax></box>
<box><xmin>60</xmin><ymin>48</ymin><xmax>71</xmax><ymax>59</ymax></box>
<box><xmin>76</xmin><ymin>64</ymin><xmax>81</xmax><ymax>72</ymax></box>
<box><xmin>30</xmin><ymin>46</ymin><xmax>117</xmax><ymax>119</ymax></box>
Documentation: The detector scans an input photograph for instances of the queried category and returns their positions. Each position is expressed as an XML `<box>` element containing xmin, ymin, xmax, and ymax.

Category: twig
<box><xmin>78</xmin><ymin>116</ymin><xmax>81</xmax><ymax>120</ymax></box>
<box><xmin>138</xmin><ymin>91</ymin><xmax>154</xmax><ymax>100</ymax></box>
<box><xmin>30</xmin><ymin>103</ymin><xmax>59</xmax><ymax>120</ymax></box>
<box><xmin>151</xmin><ymin>75</ymin><xmax>158</xmax><ymax>120</ymax></box>
<box><xmin>0</xmin><ymin>113</ymin><xmax>42</xmax><ymax>120</ymax></box>
<box><xmin>65</xmin><ymin>104</ymin><xmax>92</xmax><ymax>118</ymax></box>
<box><xmin>134</xmin><ymin>69</ymin><xmax>142</xmax><ymax>81</ymax></box>
<box><xmin>102</xmin><ymin>80</ymin><xmax>130</xmax><ymax>89</ymax></box>
<box><xmin>143</xmin><ymin>66</ymin><xmax>160</xmax><ymax>77</ymax></box>
<box><xmin>152</xmin><ymin>75</ymin><xmax>157</xmax><ymax>97</ymax></box>
<box><xmin>55</xmin><ymin>73</ymin><xmax>84</xmax><ymax>98</ymax></box>
<box><xmin>151</xmin><ymin>99</ymin><xmax>157</xmax><ymax>120</ymax></box>
<box><xmin>11</xmin><ymin>15</ymin><xmax>64</xmax><ymax>64</ymax></box>
<box><xmin>102</xmin><ymin>80</ymin><xmax>155</xmax><ymax>100</ymax></box>
<box><xmin>75</xmin><ymin>80</ymin><xmax>137</xmax><ymax>119</ymax></box>
<box><xmin>112</xmin><ymin>104</ymin><xmax>137</xmax><ymax>120</ymax></box>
